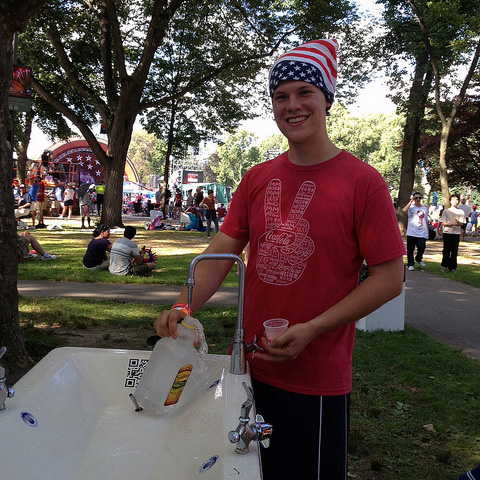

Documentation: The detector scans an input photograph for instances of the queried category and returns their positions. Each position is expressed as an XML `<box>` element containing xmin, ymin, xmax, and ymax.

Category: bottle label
<box><xmin>164</xmin><ymin>364</ymin><xmax>193</xmax><ymax>406</ymax></box>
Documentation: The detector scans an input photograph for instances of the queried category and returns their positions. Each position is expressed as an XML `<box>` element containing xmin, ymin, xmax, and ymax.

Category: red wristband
<box><xmin>171</xmin><ymin>303</ymin><xmax>189</xmax><ymax>315</ymax></box>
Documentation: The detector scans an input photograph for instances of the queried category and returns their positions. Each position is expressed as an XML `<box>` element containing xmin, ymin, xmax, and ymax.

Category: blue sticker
<box><xmin>209</xmin><ymin>379</ymin><xmax>221</xmax><ymax>389</ymax></box>
<box><xmin>198</xmin><ymin>455</ymin><xmax>219</xmax><ymax>473</ymax></box>
<box><xmin>21</xmin><ymin>411</ymin><xmax>38</xmax><ymax>427</ymax></box>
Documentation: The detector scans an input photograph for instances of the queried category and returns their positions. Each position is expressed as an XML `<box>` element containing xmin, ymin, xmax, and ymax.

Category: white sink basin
<box><xmin>0</xmin><ymin>347</ymin><xmax>262</xmax><ymax>479</ymax></box>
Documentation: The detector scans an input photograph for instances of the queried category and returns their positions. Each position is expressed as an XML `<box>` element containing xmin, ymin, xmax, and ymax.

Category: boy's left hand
<box><xmin>253</xmin><ymin>322</ymin><xmax>316</xmax><ymax>363</ymax></box>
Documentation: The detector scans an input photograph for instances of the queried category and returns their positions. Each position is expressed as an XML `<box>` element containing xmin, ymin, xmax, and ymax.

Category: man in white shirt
<box><xmin>457</xmin><ymin>198</ymin><xmax>471</xmax><ymax>241</ymax></box>
<box><xmin>109</xmin><ymin>226</ymin><xmax>155</xmax><ymax>276</ymax></box>
<box><xmin>402</xmin><ymin>192</ymin><xmax>429</xmax><ymax>271</ymax></box>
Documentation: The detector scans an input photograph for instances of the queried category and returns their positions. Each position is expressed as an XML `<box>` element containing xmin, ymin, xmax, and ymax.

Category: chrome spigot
<box><xmin>186</xmin><ymin>253</ymin><xmax>262</xmax><ymax>375</ymax></box>
<box><xmin>0</xmin><ymin>347</ymin><xmax>15</xmax><ymax>411</ymax></box>
<box><xmin>228</xmin><ymin>382</ymin><xmax>272</xmax><ymax>455</ymax></box>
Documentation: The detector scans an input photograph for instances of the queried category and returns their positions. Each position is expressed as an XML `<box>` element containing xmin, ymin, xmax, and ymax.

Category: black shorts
<box><xmin>64</xmin><ymin>199</ymin><xmax>73</xmax><ymax>206</ymax></box>
<box><xmin>252</xmin><ymin>378</ymin><xmax>350</xmax><ymax>480</ymax></box>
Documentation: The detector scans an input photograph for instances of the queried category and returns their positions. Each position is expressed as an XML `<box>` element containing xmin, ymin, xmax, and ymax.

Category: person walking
<box><xmin>52</xmin><ymin>180</ymin><xmax>65</xmax><ymax>216</ymax></box>
<box><xmin>28</xmin><ymin>177</ymin><xmax>38</xmax><ymax>227</ymax></box>
<box><xmin>34</xmin><ymin>176</ymin><xmax>47</xmax><ymax>228</ymax></box>
<box><xmin>469</xmin><ymin>205</ymin><xmax>478</xmax><ymax>236</ymax></box>
<box><xmin>77</xmin><ymin>182</ymin><xmax>92</xmax><ymax>228</ymax></box>
<box><xmin>154</xmin><ymin>39</ymin><xmax>405</xmax><ymax>480</ymax></box>
<box><xmin>457</xmin><ymin>198</ymin><xmax>471</xmax><ymax>241</ymax></box>
<box><xmin>439</xmin><ymin>194</ymin><xmax>465</xmax><ymax>273</ymax></box>
<box><xmin>95</xmin><ymin>181</ymin><xmax>105</xmax><ymax>215</ymax></box>
<box><xmin>200</xmin><ymin>189</ymin><xmax>219</xmax><ymax>239</ymax></box>
<box><xmin>402</xmin><ymin>192</ymin><xmax>428</xmax><ymax>270</ymax></box>
<box><xmin>60</xmin><ymin>183</ymin><xmax>75</xmax><ymax>219</ymax></box>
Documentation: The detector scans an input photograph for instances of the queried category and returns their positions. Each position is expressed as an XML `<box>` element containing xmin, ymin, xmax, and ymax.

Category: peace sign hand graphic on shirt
<box><xmin>257</xmin><ymin>179</ymin><xmax>315</xmax><ymax>285</ymax></box>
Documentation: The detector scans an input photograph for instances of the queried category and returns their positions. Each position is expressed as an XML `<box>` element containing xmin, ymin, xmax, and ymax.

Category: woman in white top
<box><xmin>60</xmin><ymin>183</ymin><xmax>75</xmax><ymax>219</ymax></box>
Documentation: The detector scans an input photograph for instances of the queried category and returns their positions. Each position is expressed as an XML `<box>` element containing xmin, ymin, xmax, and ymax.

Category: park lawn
<box><xmin>418</xmin><ymin>262</ymin><xmax>480</xmax><ymax>288</ymax></box>
<box><xmin>18</xmin><ymin>296</ymin><xmax>480</xmax><ymax>480</ymax></box>
<box><xmin>17</xmin><ymin>226</ymin><xmax>242</xmax><ymax>286</ymax></box>
<box><xmin>19</xmin><ymin>223</ymin><xmax>479</xmax><ymax>288</ymax></box>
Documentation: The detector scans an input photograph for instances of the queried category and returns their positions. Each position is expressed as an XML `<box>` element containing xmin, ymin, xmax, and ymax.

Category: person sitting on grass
<box><xmin>17</xmin><ymin>231</ymin><xmax>56</xmax><ymax>261</ymax></box>
<box><xmin>108</xmin><ymin>226</ymin><xmax>155</xmax><ymax>276</ymax></box>
<box><xmin>14</xmin><ymin>184</ymin><xmax>33</xmax><ymax>228</ymax></box>
<box><xmin>180</xmin><ymin>206</ymin><xmax>205</xmax><ymax>232</ymax></box>
<box><xmin>82</xmin><ymin>224</ymin><xmax>112</xmax><ymax>270</ymax></box>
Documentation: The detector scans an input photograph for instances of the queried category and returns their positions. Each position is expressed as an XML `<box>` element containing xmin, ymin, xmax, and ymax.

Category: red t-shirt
<box><xmin>221</xmin><ymin>150</ymin><xmax>405</xmax><ymax>395</ymax></box>
<box><xmin>36</xmin><ymin>181</ymin><xmax>46</xmax><ymax>202</ymax></box>
<box><xmin>202</xmin><ymin>196</ymin><xmax>216</xmax><ymax>210</ymax></box>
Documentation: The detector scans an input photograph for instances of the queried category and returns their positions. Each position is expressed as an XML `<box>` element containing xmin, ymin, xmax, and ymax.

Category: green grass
<box><xmin>19</xmin><ymin>296</ymin><xmax>480</xmax><ymax>479</ymax></box>
<box><xmin>20</xmin><ymin>225</ymin><xmax>479</xmax><ymax>288</ymax></box>
<box><xmin>351</xmin><ymin>327</ymin><xmax>480</xmax><ymax>478</ymax></box>
<box><xmin>417</xmin><ymin>262</ymin><xmax>480</xmax><ymax>288</ymax></box>
<box><xmin>18</xmin><ymin>226</ymin><xmax>242</xmax><ymax>286</ymax></box>
<box><xmin>19</xmin><ymin>296</ymin><xmax>237</xmax><ymax>359</ymax></box>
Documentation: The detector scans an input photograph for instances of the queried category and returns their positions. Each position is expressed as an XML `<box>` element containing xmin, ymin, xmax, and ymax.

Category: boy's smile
<box><xmin>272</xmin><ymin>80</ymin><xmax>330</xmax><ymax>145</ymax></box>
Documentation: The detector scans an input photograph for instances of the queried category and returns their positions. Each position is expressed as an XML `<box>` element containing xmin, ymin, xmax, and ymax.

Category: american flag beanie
<box><xmin>269</xmin><ymin>39</ymin><xmax>338</xmax><ymax>106</ymax></box>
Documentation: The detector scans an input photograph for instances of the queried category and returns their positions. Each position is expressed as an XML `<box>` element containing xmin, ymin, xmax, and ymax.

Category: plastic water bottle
<box><xmin>134</xmin><ymin>316</ymin><xmax>208</xmax><ymax>415</ymax></box>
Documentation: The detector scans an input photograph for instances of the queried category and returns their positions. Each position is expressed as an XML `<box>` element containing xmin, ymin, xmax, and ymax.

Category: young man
<box><xmin>154</xmin><ymin>40</ymin><xmax>405</xmax><ymax>480</ymax></box>
<box><xmin>109</xmin><ymin>226</ymin><xmax>155</xmax><ymax>276</ymax></box>
<box><xmin>34</xmin><ymin>176</ymin><xmax>47</xmax><ymax>228</ymax></box>
<box><xmin>402</xmin><ymin>192</ymin><xmax>429</xmax><ymax>270</ymax></box>
<box><xmin>200</xmin><ymin>189</ymin><xmax>219</xmax><ymax>238</ymax></box>
<box><xmin>439</xmin><ymin>194</ymin><xmax>465</xmax><ymax>273</ymax></box>
<box><xmin>14</xmin><ymin>184</ymin><xmax>33</xmax><ymax>227</ymax></box>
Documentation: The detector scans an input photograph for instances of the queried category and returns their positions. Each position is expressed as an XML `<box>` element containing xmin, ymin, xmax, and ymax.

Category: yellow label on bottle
<box><xmin>164</xmin><ymin>364</ymin><xmax>193</xmax><ymax>406</ymax></box>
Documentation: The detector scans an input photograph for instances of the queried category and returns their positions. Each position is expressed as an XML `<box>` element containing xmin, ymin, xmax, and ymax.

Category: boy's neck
<box><xmin>287</xmin><ymin>139</ymin><xmax>341</xmax><ymax>166</ymax></box>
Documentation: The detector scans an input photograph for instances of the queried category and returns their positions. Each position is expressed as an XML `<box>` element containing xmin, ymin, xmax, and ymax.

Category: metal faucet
<box><xmin>186</xmin><ymin>255</ymin><xmax>273</xmax><ymax>453</ymax></box>
<box><xmin>0</xmin><ymin>347</ymin><xmax>15</xmax><ymax>411</ymax></box>
<box><xmin>228</xmin><ymin>382</ymin><xmax>272</xmax><ymax>454</ymax></box>
<box><xmin>186</xmin><ymin>253</ymin><xmax>262</xmax><ymax>375</ymax></box>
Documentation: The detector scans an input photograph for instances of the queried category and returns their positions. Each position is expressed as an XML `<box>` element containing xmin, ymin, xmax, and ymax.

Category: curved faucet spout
<box><xmin>186</xmin><ymin>254</ymin><xmax>246</xmax><ymax>375</ymax></box>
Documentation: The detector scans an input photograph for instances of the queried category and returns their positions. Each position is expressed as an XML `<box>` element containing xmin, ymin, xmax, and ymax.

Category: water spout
<box><xmin>186</xmin><ymin>254</ymin><xmax>246</xmax><ymax>375</ymax></box>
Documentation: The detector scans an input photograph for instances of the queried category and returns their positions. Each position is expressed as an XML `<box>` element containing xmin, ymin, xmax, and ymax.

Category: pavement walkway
<box><xmin>17</xmin><ymin>268</ymin><xmax>480</xmax><ymax>361</ymax></box>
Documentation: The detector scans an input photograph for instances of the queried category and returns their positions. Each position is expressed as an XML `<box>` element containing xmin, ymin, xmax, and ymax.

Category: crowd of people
<box><xmin>135</xmin><ymin>185</ymin><xmax>229</xmax><ymax>238</ymax></box>
<box><xmin>402</xmin><ymin>192</ymin><xmax>477</xmax><ymax>274</ymax></box>
<box><xmin>13</xmin><ymin>176</ymin><xmax>106</xmax><ymax>230</ymax></box>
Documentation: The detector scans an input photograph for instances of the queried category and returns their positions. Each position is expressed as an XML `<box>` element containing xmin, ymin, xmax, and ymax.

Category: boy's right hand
<box><xmin>154</xmin><ymin>309</ymin><xmax>186</xmax><ymax>339</ymax></box>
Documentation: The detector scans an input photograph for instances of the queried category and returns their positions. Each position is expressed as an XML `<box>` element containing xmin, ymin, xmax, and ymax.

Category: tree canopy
<box><xmin>127</xmin><ymin>131</ymin><xmax>166</xmax><ymax>183</ymax></box>
<box><xmin>17</xmin><ymin>0</ymin><xmax>368</xmax><ymax>226</ymax></box>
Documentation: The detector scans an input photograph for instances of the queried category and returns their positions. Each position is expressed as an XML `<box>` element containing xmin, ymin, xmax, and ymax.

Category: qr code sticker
<box><xmin>125</xmin><ymin>358</ymin><xmax>149</xmax><ymax>388</ymax></box>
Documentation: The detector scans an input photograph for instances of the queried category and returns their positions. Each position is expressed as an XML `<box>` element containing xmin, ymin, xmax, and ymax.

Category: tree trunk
<box><xmin>0</xmin><ymin>6</ymin><xmax>46</xmax><ymax>374</ymax></box>
<box><xmin>438</xmin><ymin>125</ymin><xmax>451</xmax><ymax>208</ymax></box>
<box><xmin>101</xmin><ymin>158</ymin><xmax>126</xmax><ymax>227</ymax></box>
<box><xmin>395</xmin><ymin>54</ymin><xmax>432</xmax><ymax>234</ymax></box>
<box><xmin>15</xmin><ymin>110</ymin><xmax>34</xmax><ymax>183</ymax></box>
<box><xmin>100</xmin><ymin>94</ymin><xmax>137</xmax><ymax>227</ymax></box>
<box><xmin>162</xmin><ymin>100</ymin><xmax>177</xmax><ymax>218</ymax></box>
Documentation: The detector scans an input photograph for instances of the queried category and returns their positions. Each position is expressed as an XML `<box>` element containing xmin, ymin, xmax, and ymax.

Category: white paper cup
<box><xmin>263</xmin><ymin>318</ymin><xmax>289</xmax><ymax>341</ymax></box>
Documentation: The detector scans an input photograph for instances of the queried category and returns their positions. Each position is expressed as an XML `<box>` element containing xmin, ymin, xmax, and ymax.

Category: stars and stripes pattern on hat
<box><xmin>269</xmin><ymin>39</ymin><xmax>338</xmax><ymax>106</ymax></box>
